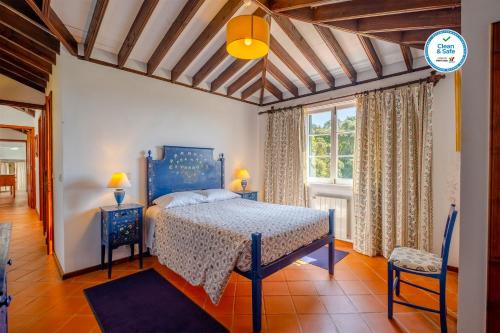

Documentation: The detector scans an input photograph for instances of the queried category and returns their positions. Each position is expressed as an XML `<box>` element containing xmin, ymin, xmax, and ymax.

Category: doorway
<box><xmin>0</xmin><ymin>97</ymin><xmax>53</xmax><ymax>254</ymax></box>
<box><xmin>0</xmin><ymin>124</ymin><xmax>35</xmax><ymax>209</ymax></box>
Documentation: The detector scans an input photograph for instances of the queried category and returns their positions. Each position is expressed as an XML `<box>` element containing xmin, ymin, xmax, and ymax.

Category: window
<box><xmin>306</xmin><ymin>103</ymin><xmax>356</xmax><ymax>184</ymax></box>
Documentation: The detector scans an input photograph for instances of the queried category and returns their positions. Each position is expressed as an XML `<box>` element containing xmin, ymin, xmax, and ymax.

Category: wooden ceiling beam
<box><xmin>270</xmin><ymin>35</ymin><xmax>315</xmax><ymax>93</ymax></box>
<box><xmin>84</xmin><ymin>0</ymin><xmax>109</xmax><ymax>60</ymax></box>
<box><xmin>171</xmin><ymin>0</ymin><xmax>243</xmax><ymax>82</ymax></box>
<box><xmin>372</xmin><ymin>27</ymin><xmax>461</xmax><ymax>45</ymax></box>
<box><xmin>227</xmin><ymin>60</ymin><xmax>264</xmax><ymax>96</ymax></box>
<box><xmin>327</xmin><ymin>8</ymin><xmax>461</xmax><ymax>34</ymax></box>
<box><xmin>190</xmin><ymin>7</ymin><xmax>267</xmax><ymax>87</ymax></box>
<box><xmin>147</xmin><ymin>0</ymin><xmax>205</xmax><ymax>75</ymax></box>
<box><xmin>314</xmin><ymin>25</ymin><xmax>356</xmax><ymax>83</ymax></box>
<box><xmin>117</xmin><ymin>0</ymin><xmax>159</xmax><ymax>68</ymax></box>
<box><xmin>0</xmin><ymin>48</ymin><xmax>49</xmax><ymax>81</ymax></box>
<box><xmin>0</xmin><ymin>58</ymin><xmax>46</xmax><ymax>87</ymax></box>
<box><xmin>25</xmin><ymin>0</ymin><xmax>78</xmax><ymax>56</ymax></box>
<box><xmin>270</xmin><ymin>0</ymin><xmax>340</xmax><ymax>12</ymax></box>
<box><xmin>241</xmin><ymin>79</ymin><xmax>262</xmax><ymax>100</ymax></box>
<box><xmin>400</xmin><ymin>45</ymin><xmax>413</xmax><ymax>72</ymax></box>
<box><xmin>210</xmin><ymin>59</ymin><xmax>250</xmax><ymax>92</ymax></box>
<box><xmin>357</xmin><ymin>36</ymin><xmax>382</xmax><ymax>78</ymax></box>
<box><xmin>0</xmin><ymin>99</ymin><xmax>44</xmax><ymax>109</ymax></box>
<box><xmin>264</xmin><ymin>78</ymin><xmax>283</xmax><ymax>100</ymax></box>
<box><xmin>273</xmin><ymin>15</ymin><xmax>335</xmax><ymax>88</ymax></box>
<box><xmin>266</xmin><ymin>61</ymin><xmax>298</xmax><ymax>97</ymax></box>
<box><xmin>191</xmin><ymin>43</ymin><xmax>227</xmax><ymax>87</ymax></box>
<box><xmin>0</xmin><ymin>21</ymin><xmax>56</xmax><ymax>64</ymax></box>
<box><xmin>0</xmin><ymin>2</ymin><xmax>59</xmax><ymax>53</ymax></box>
<box><xmin>0</xmin><ymin>66</ymin><xmax>45</xmax><ymax>92</ymax></box>
<box><xmin>314</xmin><ymin>0</ymin><xmax>461</xmax><ymax>22</ymax></box>
<box><xmin>0</xmin><ymin>36</ymin><xmax>51</xmax><ymax>74</ymax></box>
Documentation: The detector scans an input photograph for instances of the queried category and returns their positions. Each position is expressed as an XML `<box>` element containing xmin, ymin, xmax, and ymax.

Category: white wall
<box><xmin>0</xmin><ymin>128</ymin><xmax>27</xmax><ymax>140</ymax></box>
<box><xmin>0</xmin><ymin>74</ymin><xmax>45</xmax><ymax>105</ymax></box>
<box><xmin>458</xmin><ymin>0</ymin><xmax>500</xmax><ymax>331</ymax></box>
<box><xmin>48</xmin><ymin>52</ymin><xmax>260</xmax><ymax>273</ymax></box>
<box><xmin>259</xmin><ymin>69</ymin><xmax>460</xmax><ymax>266</ymax></box>
<box><xmin>0</xmin><ymin>105</ymin><xmax>36</xmax><ymax>127</ymax></box>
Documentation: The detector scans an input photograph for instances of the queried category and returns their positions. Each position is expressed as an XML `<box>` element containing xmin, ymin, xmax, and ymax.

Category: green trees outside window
<box><xmin>307</xmin><ymin>105</ymin><xmax>356</xmax><ymax>182</ymax></box>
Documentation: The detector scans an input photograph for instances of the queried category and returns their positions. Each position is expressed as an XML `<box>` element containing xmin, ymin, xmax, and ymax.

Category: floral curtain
<box><xmin>264</xmin><ymin>106</ymin><xmax>308</xmax><ymax>206</ymax></box>
<box><xmin>353</xmin><ymin>83</ymin><xmax>433</xmax><ymax>257</ymax></box>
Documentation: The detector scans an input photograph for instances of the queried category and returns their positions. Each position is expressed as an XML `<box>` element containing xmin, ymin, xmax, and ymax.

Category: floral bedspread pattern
<box><xmin>153</xmin><ymin>198</ymin><xmax>329</xmax><ymax>304</ymax></box>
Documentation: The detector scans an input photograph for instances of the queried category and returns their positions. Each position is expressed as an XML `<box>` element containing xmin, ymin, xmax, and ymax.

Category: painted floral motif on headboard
<box><xmin>168</xmin><ymin>151</ymin><xmax>209</xmax><ymax>183</ymax></box>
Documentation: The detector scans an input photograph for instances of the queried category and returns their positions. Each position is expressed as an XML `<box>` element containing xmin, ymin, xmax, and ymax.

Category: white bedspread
<box><xmin>149</xmin><ymin>198</ymin><xmax>329</xmax><ymax>304</ymax></box>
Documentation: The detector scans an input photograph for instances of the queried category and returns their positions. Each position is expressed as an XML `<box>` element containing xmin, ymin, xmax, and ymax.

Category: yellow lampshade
<box><xmin>107</xmin><ymin>172</ymin><xmax>131</xmax><ymax>189</ymax></box>
<box><xmin>236</xmin><ymin>169</ymin><xmax>250</xmax><ymax>179</ymax></box>
<box><xmin>226</xmin><ymin>15</ymin><xmax>269</xmax><ymax>60</ymax></box>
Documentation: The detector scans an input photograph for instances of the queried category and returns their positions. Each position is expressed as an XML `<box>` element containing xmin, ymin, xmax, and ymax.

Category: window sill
<box><xmin>308</xmin><ymin>182</ymin><xmax>353</xmax><ymax>189</ymax></box>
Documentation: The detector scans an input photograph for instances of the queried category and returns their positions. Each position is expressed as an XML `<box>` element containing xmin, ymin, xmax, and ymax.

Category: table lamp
<box><xmin>236</xmin><ymin>169</ymin><xmax>250</xmax><ymax>192</ymax></box>
<box><xmin>107</xmin><ymin>172</ymin><xmax>131</xmax><ymax>206</ymax></box>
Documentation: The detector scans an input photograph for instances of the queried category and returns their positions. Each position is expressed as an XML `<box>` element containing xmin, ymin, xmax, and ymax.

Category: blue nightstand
<box><xmin>100</xmin><ymin>203</ymin><xmax>144</xmax><ymax>278</ymax></box>
<box><xmin>235</xmin><ymin>191</ymin><xmax>258</xmax><ymax>201</ymax></box>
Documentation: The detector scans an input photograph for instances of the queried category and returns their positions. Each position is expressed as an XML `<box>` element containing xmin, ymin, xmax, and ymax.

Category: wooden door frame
<box><xmin>0</xmin><ymin>124</ymin><xmax>35</xmax><ymax>208</ymax></box>
<box><xmin>0</xmin><ymin>97</ymin><xmax>53</xmax><ymax>255</ymax></box>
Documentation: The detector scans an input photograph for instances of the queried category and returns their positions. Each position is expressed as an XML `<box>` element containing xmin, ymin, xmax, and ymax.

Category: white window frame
<box><xmin>306</xmin><ymin>100</ymin><xmax>356</xmax><ymax>185</ymax></box>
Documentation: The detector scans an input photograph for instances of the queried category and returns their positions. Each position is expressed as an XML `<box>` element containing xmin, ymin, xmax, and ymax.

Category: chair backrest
<box><xmin>440</xmin><ymin>204</ymin><xmax>458</xmax><ymax>271</ymax></box>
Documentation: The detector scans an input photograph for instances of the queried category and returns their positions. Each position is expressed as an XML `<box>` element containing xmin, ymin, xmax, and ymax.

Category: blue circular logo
<box><xmin>424</xmin><ymin>29</ymin><xmax>467</xmax><ymax>73</ymax></box>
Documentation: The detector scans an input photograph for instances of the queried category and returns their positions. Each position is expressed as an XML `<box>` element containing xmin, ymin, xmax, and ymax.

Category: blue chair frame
<box><xmin>388</xmin><ymin>204</ymin><xmax>458</xmax><ymax>333</ymax></box>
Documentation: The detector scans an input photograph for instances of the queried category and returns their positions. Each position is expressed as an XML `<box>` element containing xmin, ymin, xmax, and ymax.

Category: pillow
<box><xmin>153</xmin><ymin>191</ymin><xmax>207</xmax><ymax>209</ymax></box>
<box><xmin>197</xmin><ymin>189</ymin><xmax>240</xmax><ymax>202</ymax></box>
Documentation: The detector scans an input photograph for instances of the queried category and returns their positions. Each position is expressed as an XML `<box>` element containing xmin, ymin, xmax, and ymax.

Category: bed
<box><xmin>146</xmin><ymin>146</ymin><xmax>335</xmax><ymax>332</ymax></box>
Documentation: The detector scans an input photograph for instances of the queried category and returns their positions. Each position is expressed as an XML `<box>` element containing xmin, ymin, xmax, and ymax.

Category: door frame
<box><xmin>0</xmin><ymin>124</ymin><xmax>35</xmax><ymax>208</ymax></box>
<box><xmin>0</xmin><ymin>97</ymin><xmax>53</xmax><ymax>254</ymax></box>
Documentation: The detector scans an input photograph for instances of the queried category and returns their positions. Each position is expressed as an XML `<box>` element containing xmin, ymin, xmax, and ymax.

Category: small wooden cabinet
<box><xmin>100</xmin><ymin>204</ymin><xmax>144</xmax><ymax>278</ymax></box>
<box><xmin>235</xmin><ymin>191</ymin><xmax>258</xmax><ymax>201</ymax></box>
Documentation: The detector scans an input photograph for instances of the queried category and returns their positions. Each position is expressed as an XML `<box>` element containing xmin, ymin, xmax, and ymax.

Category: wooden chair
<box><xmin>387</xmin><ymin>204</ymin><xmax>458</xmax><ymax>333</ymax></box>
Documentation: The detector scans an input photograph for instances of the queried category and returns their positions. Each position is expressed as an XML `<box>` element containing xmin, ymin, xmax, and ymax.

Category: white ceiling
<box><xmin>51</xmin><ymin>0</ymin><xmax>426</xmax><ymax>105</ymax></box>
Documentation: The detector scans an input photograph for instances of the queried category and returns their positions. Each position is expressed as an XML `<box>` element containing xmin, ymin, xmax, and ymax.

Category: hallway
<box><xmin>0</xmin><ymin>193</ymin><xmax>458</xmax><ymax>333</ymax></box>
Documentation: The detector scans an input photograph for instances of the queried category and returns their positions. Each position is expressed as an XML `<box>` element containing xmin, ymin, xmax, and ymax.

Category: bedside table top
<box><xmin>234</xmin><ymin>190</ymin><xmax>258</xmax><ymax>195</ymax></box>
<box><xmin>100</xmin><ymin>203</ymin><xmax>144</xmax><ymax>212</ymax></box>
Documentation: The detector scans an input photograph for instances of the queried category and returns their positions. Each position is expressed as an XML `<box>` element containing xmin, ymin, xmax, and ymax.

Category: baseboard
<box><xmin>60</xmin><ymin>252</ymin><xmax>150</xmax><ymax>280</ymax></box>
<box><xmin>53</xmin><ymin>252</ymin><xmax>64</xmax><ymax>277</ymax></box>
<box><xmin>448</xmin><ymin>265</ymin><xmax>459</xmax><ymax>272</ymax></box>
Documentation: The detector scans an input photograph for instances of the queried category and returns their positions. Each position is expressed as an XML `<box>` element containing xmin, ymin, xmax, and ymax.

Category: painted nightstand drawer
<box><xmin>235</xmin><ymin>191</ymin><xmax>258</xmax><ymax>201</ymax></box>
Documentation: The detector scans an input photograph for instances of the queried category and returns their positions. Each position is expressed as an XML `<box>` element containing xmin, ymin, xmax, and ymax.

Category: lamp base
<box><xmin>114</xmin><ymin>189</ymin><xmax>126</xmax><ymax>206</ymax></box>
<box><xmin>241</xmin><ymin>179</ymin><xmax>248</xmax><ymax>192</ymax></box>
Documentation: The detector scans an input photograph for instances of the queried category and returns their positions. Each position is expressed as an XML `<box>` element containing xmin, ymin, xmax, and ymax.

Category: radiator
<box><xmin>311</xmin><ymin>193</ymin><xmax>351</xmax><ymax>241</ymax></box>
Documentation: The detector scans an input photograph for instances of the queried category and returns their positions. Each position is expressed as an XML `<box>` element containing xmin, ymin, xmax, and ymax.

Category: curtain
<box><xmin>15</xmin><ymin>161</ymin><xmax>26</xmax><ymax>191</ymax></box>
<box><xmin>353</xmin><ymin>83</ymin><xmax>433</xmax><ymax>257</ymax></box>
<box><xmin>264</xmin><ymin>106</ymin><xmax>308</xmax><ymax>206</ymax></box>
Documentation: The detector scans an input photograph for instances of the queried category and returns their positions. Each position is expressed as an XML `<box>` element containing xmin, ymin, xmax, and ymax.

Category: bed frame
<box><xmin>146</xmin><ymin>146</ymin><xmax>335</xmax><ymax>332</ymax></box>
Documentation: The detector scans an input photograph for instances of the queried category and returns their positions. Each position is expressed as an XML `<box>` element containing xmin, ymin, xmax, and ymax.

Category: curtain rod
<box><xmin>258</xmin><ymin>70</ymin><xmax>445</xmax><ymax>115</ymax></box>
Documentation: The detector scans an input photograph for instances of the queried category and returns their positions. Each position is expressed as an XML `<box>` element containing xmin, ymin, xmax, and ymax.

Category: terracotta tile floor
<box><xmin>0</xmin><ymin>193</ymin><xmax>458</xmax><ymax>332</ymax></box>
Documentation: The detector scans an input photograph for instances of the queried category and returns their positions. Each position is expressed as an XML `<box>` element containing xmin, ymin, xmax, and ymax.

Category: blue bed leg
<box><xmin>328</xmin><ymin>209</ymin><xmax>335</xmax><ymax>275</ymax></box>
<box><xmin>251</xmin><ymin>233</ymin><xmax>262</xmax><ymax>332</ymax></box>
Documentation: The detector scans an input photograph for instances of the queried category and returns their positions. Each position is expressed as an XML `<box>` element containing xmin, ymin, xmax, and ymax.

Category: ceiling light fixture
<box><xmin>226</xmin><ymin>15</ymin><xmax>269</xmax><ymax>60</ymax></box>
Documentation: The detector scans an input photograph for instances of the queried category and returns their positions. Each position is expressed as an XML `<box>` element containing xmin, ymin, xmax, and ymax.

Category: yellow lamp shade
<box><xmin>226</xmin><ymin>15</ymin><xmax>269</xmax><ymax>60</ymax></box>
<box><xmin>236</xmin><ymin>169</ymin><xmax>250</xmax><ymax>180</ymax></box>
<box><xmin>107</xmin><ymin>172</ymin><xmax>131</xmax><ymax>189</ymax></box>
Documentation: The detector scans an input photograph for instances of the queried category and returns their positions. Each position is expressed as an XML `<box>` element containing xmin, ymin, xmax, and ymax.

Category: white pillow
<box><xmin>153</xmin><ymin>191</ymin><xmax>207</xmax><ymax>209</ymax></box>
<box><xmin>198</xmin><ymin>189</ymin><xmax>240</xmax><ymax>202</ymax></box>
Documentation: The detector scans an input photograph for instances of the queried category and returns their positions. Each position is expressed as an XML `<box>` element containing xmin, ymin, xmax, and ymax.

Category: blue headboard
<box><xmin>146</xmin><ymin>146</ymin><xmax>225</xmax><ymax>206</ymax></box>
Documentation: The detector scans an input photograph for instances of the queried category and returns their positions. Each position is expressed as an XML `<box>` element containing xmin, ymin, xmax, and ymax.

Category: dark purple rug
<box><xmin>84</xmin><ymin>269</ymin><xmax>228</xmax><ymax>333</ymax></box>
<box><xmin>301</xmin><ymin>246</ymin><xmax>349</xmax><ymax>270</ymax></box>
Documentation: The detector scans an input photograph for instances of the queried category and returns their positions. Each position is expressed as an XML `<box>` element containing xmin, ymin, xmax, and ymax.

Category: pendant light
<box><xmin>226</xmin><ymin>13</ymin><xmax>269</xmax><ymax>60</ymax></box>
